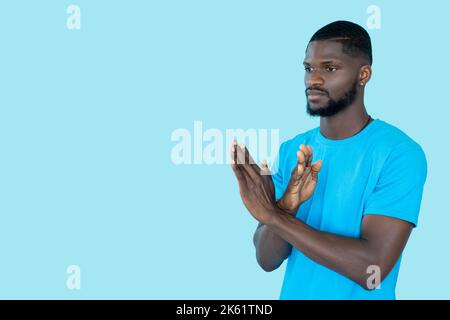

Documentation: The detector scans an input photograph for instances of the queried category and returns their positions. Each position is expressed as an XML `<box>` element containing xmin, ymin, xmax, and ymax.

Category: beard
<box><xmin>306</xmin><ymin>81</ymin><xmax>358</xmax><ymax>118</ymax></box>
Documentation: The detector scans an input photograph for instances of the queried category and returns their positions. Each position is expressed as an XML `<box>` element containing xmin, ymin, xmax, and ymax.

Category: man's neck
<box><xmin>319</xmin><ymin>103</ymin><xmax>371</xmax><ymax>140</ymax></box>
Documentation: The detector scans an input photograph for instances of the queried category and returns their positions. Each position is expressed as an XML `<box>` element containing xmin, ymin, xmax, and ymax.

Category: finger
<box><xmin>261</xmin><ymin>159</ymin><xmax>271</xmax><ymax>176</ymax></box>
<box><xmin>306</xmin><ymin>145</ymin><xmax>313</xmax><ymax>167</ymax></box>
<box><xmin>310</xmin><ymin>160</ymin><xmax>323</xmax><ymax>181</ymax></box>
<box><xmin>230</xmin><ymin>141</ymin><xmax>248</xmax><ymax>184</ymax></box>
<box><xmin>235</xmin><ymin>143</ymin><xmax>253</xmax><ymax>165</ymax></box>
<box><xmin>293</xmin><ymin>148</ymin><xmax>305</xmax><ymax>176</ymax></box>
<box><xmin>235</xmin><ymin>142</ymin><xmax>258</xmax><ymax>182</ymax></box>
<box><xmin>287</xmin><ymin>150</ymin><xmax>304</xmax><ymax>189</ymax></box>
<box><xmin>241</xmin><ymin>143</ymin><xmax>258</xmax><ymax>165</ymax></box>
<box><xmin>299</xmin><ymin>166</ymin><xmax>312</xmax><ymax>188</ymax></box>
<box><xmin>238</xmin><ymin>144</ymin><xmax>261</xmax><ymax>182</ymax></box>
<box><xmin>298</xmin><ymin>146</ymin><xmax>306</xmax><ymax>165</ymax></box>
<box><xmin>229</xmin><ymin>140</ymin><xmax>237</xmax><ymax>164</ymax></box>
<box><xmin>234</xmin><ymin>142</ymin><xmax>246</xmax><ymax>165</ymax></box>
<box><xmin>300</xmin><ymin>144</ymin><xmax>309</xmax><ymax>167</ymax></box>
<box><xmin>231</xmin><ymin>161</ymin><xmax>246</xmax><ymax>182</ymax></box>
<box><xmin>302</xmin><ymin>144</ymin><xmax>311</xmax><ymax>167</ymax></box>
<box><xmin>296</xmin><ymin>150</ymin><xmax>305</xmax><ymax>178</ymax></box>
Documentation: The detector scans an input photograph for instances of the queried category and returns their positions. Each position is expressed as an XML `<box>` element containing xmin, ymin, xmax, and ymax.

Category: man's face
<box><xmin>303</xmin><ymin>40</ymin><xmax>361</xmax><ymax>117</ymax></box>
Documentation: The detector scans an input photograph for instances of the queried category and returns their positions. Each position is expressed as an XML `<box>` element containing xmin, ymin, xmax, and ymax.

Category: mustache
<box><xmin>305</xmin><ymin>87</ymin><xmax>329</xmax><ymax>96</ymax></box>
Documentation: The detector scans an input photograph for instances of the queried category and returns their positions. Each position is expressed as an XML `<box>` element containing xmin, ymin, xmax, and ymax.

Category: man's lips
<box><xmin>306</xmin><ymin>89</ymin><xmax>328</xmax><ymax>100</ymax></box>
<box><xmin>306</xmin><ymin>89</ymin><xmax>327</xmax><ymax>96</ymax></box>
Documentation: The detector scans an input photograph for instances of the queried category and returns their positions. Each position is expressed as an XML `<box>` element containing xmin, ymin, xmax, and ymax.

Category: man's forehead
<box><xmin>304</xmin><ymin>40</ymin><xmax>348</xmax><ymax>62</ymax></box>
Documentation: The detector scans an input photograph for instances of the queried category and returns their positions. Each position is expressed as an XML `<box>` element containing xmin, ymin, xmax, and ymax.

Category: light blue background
<box><xmin>0</xmin><ymin>0</ymin><xmax>448</xmax><ymax>299</ymax></box>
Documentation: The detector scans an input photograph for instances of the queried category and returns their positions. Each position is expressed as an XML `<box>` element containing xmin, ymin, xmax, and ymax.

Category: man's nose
<box><xmin>306</xmin><ymin>72</ymin><xmax>324</xmax><ymax>88</ymax></box>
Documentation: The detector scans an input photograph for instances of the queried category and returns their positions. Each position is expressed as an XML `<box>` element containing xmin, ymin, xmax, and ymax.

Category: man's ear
<box><xmin>358</xmin><ymin>65</ymin><xmax>372</xmax><ymax>87</ymax></box>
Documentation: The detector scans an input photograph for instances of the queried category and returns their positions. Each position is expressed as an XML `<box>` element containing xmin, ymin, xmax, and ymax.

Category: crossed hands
<box><xmin>230</xmin><ymin>141</ymin><xmax>322</xmax><ymax>225</ymax></box>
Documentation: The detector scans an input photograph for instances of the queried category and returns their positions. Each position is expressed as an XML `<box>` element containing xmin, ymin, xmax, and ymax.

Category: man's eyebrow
<box><xmin>320</xmin><ymin>60</ymin><xmax>342</xmax><ymax>64</ymax></box>
<box><xmin>303</xmin><ymin>59</ymin><xmax>342</xmax><ymax>65</ymax></box>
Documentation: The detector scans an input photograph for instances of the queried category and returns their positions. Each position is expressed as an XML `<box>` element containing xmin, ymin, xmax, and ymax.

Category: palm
<box><xmin>278</xmin><ymin>145</ymin><xmax>322</xmax><ymax>214</ymax></box>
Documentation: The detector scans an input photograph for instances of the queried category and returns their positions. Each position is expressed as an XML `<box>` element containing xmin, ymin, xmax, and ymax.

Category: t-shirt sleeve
<box><xmin>364</xmin><ymin>142</ymin><xmax>428</xmax><ymax>227</ymax></box>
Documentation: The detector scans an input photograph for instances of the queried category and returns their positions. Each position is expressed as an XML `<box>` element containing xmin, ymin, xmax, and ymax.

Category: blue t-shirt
<box><xmin>271</xmin><ymin>119</ymin><xmax>427</xmax><ymax>300</ymax></box>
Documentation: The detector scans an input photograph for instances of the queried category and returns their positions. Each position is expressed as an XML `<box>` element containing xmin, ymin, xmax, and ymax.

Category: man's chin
<box><xmin>306</xmin><ymin>104</ymin><xmax>329</xmax><ymax>117</ymax></box>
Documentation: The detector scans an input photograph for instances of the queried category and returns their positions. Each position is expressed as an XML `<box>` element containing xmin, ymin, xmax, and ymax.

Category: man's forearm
<box><xmin>266</xmin><ymin>209</ymin><xmax>378</xmax><ymax>289</ymax></box>
<box><xmin>253</xmin><ymin>222</ymin><xmax>292</xmax><ymax>272</ymax></box>
<box><xmin>252</xmin><ymin>201</ymin><xmax>301</xmax><ymax>272</ymax></box>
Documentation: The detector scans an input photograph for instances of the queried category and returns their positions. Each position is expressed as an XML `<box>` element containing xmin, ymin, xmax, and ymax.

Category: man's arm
<box><xmin>252</xmin><ymin>144</ymin><xmax>322</xmax><ymax>272</ymax></box>
<box><xmin>253</xmin><ymin>221</ymin><xmax>292</xmax><ymax>272</ymax></box>
<box><xmin>231</xmin><ymin>142</ymin><xmax>420</xmax><ymax>289</ymax></box>
<box><xmin>267</xmin><ymin>211</ymin><xmax>413</xmax><ymax>290</ymax></box>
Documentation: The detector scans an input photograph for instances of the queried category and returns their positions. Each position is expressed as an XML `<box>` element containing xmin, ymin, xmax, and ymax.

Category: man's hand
<box><xmin>230</xmin><ymin>141</ymin><xmax>279</xmax><ymax>225</ymax></box>
<box><xmin>277</xmin><ymin>144</ymin><xmax>322</xmax><ymax>214</ymax></box>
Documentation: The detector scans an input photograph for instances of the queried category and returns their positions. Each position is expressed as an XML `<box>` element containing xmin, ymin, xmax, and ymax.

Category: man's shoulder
<box><xmin>372</xmin><ymin>120</ymin><xmax>427</xmax><ymax>175</ymax></box>
<box><xmin>373</xmin><ymin>120</ymin><xmax>425</xmax><ymax>155</ymax></box>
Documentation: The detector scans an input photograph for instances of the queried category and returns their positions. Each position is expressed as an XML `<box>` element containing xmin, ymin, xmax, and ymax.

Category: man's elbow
<box><xmin>356</xmin><ymin>264</ymin><xmax>389</xmax><ymax>291</ymax></box>
<box><xmin>258</xmin><ymin>261</ymin><xmax>279</xmax><ymax>272</ymax></box>
<box><xmin>255</xmin><ymin>255</ymin><xmax>283</xmax><ymax>272</ymax></box>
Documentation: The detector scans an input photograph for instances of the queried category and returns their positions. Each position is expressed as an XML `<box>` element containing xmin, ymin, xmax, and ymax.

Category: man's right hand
<box><xmin>277</xmin><ymin>144</ymin><xmax>322</xmax><ymax>215</ymax></box>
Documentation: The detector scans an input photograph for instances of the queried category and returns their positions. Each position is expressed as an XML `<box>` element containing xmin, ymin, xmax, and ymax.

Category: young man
<box><xmin>230</xmin><ymin>20</ymin><xmax>427</xmax><ymax>299</ymax></box>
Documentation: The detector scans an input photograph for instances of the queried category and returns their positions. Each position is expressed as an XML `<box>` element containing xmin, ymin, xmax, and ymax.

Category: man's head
<box><xmin>304</xmin><ymin>21</ymin><xmax>372</xmax><ymax>117</ymax></box>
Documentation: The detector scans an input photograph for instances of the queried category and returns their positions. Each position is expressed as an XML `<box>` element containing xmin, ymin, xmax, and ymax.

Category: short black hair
<box><xmin>309</xmin><ymin>20</ymin><xmax>372</xmax><ymax>65</ymax></box>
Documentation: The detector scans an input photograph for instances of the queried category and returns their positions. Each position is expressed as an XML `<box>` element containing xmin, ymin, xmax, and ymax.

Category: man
<box><xmin>230</xmin><ymin>20</ymin><xmax>427</xmax><ymax>299</ymax></box>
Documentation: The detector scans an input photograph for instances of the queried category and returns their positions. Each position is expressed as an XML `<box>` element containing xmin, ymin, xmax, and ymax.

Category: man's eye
<box><xmin>304</xmin><ymin>67</ymin><xmax>312</xmax><ymax>73</ymax></box>
<box><xmin>325</xmin><ymin>67</ymin><xmax>337</xmax><ymax>72</ymax></box>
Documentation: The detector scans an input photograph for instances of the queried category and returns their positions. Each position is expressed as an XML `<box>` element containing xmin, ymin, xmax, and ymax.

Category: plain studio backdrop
<box><xmin>0</xmin><ymin>0</ymin><xmax>448</xmax><ymax>299</ymax></box>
